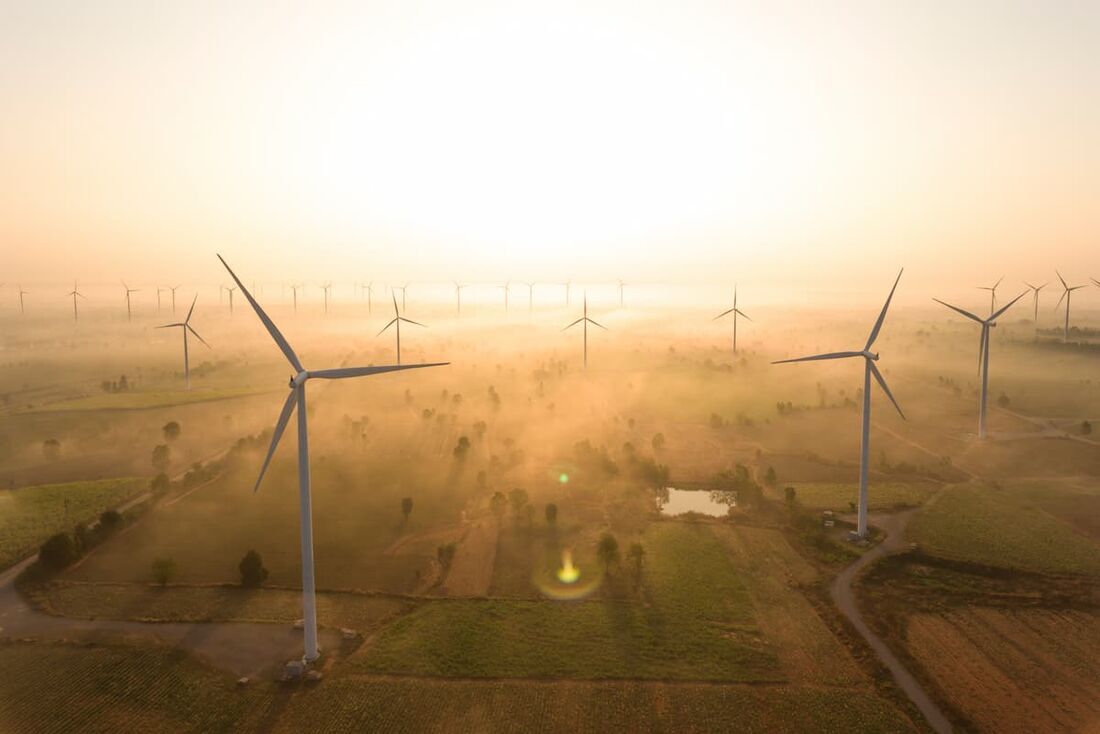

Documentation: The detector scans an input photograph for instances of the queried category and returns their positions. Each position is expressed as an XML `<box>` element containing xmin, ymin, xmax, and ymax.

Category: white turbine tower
<box><xmin>219</xmin><ymin>255</ymin><xmax>446</xmax><ymax>663</ymax></box>
<box><xmin>713</xmin><ymin>284</ymin><xmax>752</xmax><ymax>355</ymax></box>
<box><xmin>562</xmin><ymin>292</ymin><xmax>607</xmax><ymax>369</ymax></box>
<box><xmin>1055</xmin><ymin>271</ymin><xmax>1086</xmax><ymax>342</ymax></box>
<box><xmin>360</xmin><ymin>282</ymin><xmax>374</xmax><ymax>315</ymax></box>
<box><xmin>169</xmin><ymin>285</ymin><xmax>181</xmax><ymax>315</ymax></box>
<box><xmin>320</xmin><ymin>283</ymin><xmax>332</xmax><ymax>314</ymax></box>
<box><xmin>524</xmin><ymin>282</ymin><xmax>535</xmax><ymax>313</ymax></box>
<box><xmin>617</xmin><ymin>279</ymin><xmax>626</xmax><ymax>308</ymax></box>
<box><xmin>773</xmin><ymin>270</ymin><xmax>905</xmax><ymax>538</ymax></box>
<box><xmin>453</xmin><ymin>282</ymin><xmax>468</xmax><ymax>317</ymax></box>
<box><xmin>1023</xmin><ymin>281</ymin><xmax>1046</xmax><ymax>326</ymax></box>
<box><xmin>156</xmin><ymin>295</ymin><xmax>210</xmax><ymax>390</ymax></box>
<box><xmin>498</xmin><ymin>282</ymin><xmax>510</xmax><ymax>313</ymax></box>
<box><xmin>18</xmin><ymin>285</ymin><xmax>28</xmax><ymax>315</ymax></box>
<box><xmin>290</xmin><ymin>284</ymin><xmax>301</xmax><ymax>313</ymax></box>
<box><xmin>934</xmin><ymin>291</ymin><xmax>1026</xmax><ymax>439</ymax></box>
<box><xmin>378</xmin><ymin>293</ymin><xmax>427</xmax><ymax>365</ymax></box>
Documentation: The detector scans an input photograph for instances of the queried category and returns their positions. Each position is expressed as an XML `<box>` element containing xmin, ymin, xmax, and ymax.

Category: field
<box><xmin>0</xmin><ymin>478</ymin><xmax>146</xmax><ymax>570</ymax></box>
<box><xmin>780</xmin><ymin>481</ymin><xmax>938</xmax><ymax>512</ymax></box>
<box><xmin>908</xmin><ymin>483</ymin><xmax>1100</xmax><ymax>576</ymax></box>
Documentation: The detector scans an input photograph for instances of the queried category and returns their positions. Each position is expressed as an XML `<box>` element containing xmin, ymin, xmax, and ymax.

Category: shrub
<box><xmin>162</xmin><ymin>421</ymin><xmax>181</xmax><ymax>442</ymax></box>
<box><xmin>151</xmin><ymin>558</ymin><xmax>177</xmax><ymax>586</ymax></box>
<box><xmin>239</xmin><ymin>549</ymin><xmax>269</xmax><ymax>587</ymax></box>
<box><xmin>39</xmin><ymin>533</ymin><xmax>79</xmax><ymax>570</ymax></box>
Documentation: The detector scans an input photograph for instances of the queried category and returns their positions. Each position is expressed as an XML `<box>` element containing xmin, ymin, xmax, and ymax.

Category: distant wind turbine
<box><xmin>156</xmin><ymin>295</ymin><xmax>210</xmax><ymax>390</ymax></box>
<box><xmin>713</xmin><ymin>285</ymin><xmax>752</xmax><ymax>354</ymax></box>
<box><xmin>453</xmin><ymin>282</ymin><xmax>468</xmax><ymax>317</ymax></box>
<box><xmin>169</xmin><ymin>285</ymin><xmax>181</xmax><ymax>315</ymax></box>
<box><xmin>499</xmin><ymin>282</ymin><xmax>510</xmax><ymax>313</ymax></box>
<box><xmin>934</xmin><ymin>291</ymin><xmax>1026</xmax><ymax>439</ymax></box>
<box><xmin>320</xmin><ymin>283</ymin><xmax>332</xmax><ymax>314</ymax></box>
<box><xmin>68</xmin><ymin>282</ymin><xmax>86</xmax><ymax>322</ymax></box>
<box><xmin>290</xmin><ymin>284</ymin><xmax>301</xmax><ymax>313</ymax></box>
<box><xmin>773</xmin><ymin>270</ymin><xmax>905</xmax><ymax>538</ymax></box>
<box><xmin>359</xmin><ymin>282</ymin><xmax>374</xmax><ymax>315</ymax></box>
<box><xmin>222</xmin><ymin>285</ymin><xmax>238</xmax><ymax>316</ymax></box>
<box><xmin>122</xmin><ymin>282</ymin><xmax>140</xmax><ymax>322</ymax></box>
<box><xmin>562</xmin><ymin>292</ymin><xmax>607</xmax><ymax>369</ymax></box>
<box><xmin>393</xmin><ymin>284</ymin><xmax>408</xmax><ymax>311</ymax></box>
<box><xmin>978</xmin><ymin>276</ymin><xmax>1003</xmax><ymax>316</ymax></box>
<box><xmin>524</xmin><ymin>282</ymin><xmax>535</xmax><ymax>313</ymax></box>
<box><xmin>218</xmin><ymin>254</ymin><xmax>446</xmax><ymax>664</ymax></box>
<box><xmin>564</xmin><ymin>281</ymin><xmax>572</xmax><ymax>307</ymax></box>
<box><xmin>617</xmin><ymin>280</ymin><xmax>626</xmax><ymax>308</ymax></box>
<box><xmin>1023</xmin><ymin>281</ymin><xmax>1046</xmax><ymax>326</ymax></box>
<box><xmin>1055</xmin><ymin>271</ymin><xmax>1087</xmax><ymax>342</ymax></box>
<box><xmin>378</xmin><ymin>293</ymin><xmax>427</xmax><ymax>365</ymax></box>
<box><xmin>18</xmin><ymin>285</ymin><xmax>28</xmax><ymax>315</ymax></box>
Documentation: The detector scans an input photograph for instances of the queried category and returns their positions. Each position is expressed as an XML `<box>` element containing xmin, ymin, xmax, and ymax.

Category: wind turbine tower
<box><xmin>122</xmin><ymin>282</ymin><xmax>140</xmax><ymax>322</ymax></box>
<box><xmin>1055</xmin><ymin>271</ymin><xmax>1086</xmax><ymax>342</ymax></box>
<box><xmin>713</xmin><ymin>285</ymin><xmax>752</xmax><ymax>355</ymax></box>
<box><xmin>378</xmin><ymin>294</ymin><xmax>427</xmax><ymax>365</ymax></box>
<box><xmin>156</xmin><ymin>295</ymin><xmax>210</xmax><ymax>390</ymax></box>
<box><xmin>562</xmin><ymin>292</ymin><xmax>607</xmax><ymax>369</ymax></box>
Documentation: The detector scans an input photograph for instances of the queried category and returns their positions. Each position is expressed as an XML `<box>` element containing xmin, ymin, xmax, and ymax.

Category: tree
<box><xmin>401</xmin><ymin>497</ymin><xmax>414</xmax><ymax>523</ymax></box>
<box><xmin>1082</xmin><ymin>420</ymin><xmax>1093</xmax><ymax>436</ymax></box>
<box><xmin>651</xmin><ymin>433</ymin><xmax>665</xmax><ymax>451</ymax></box>
<box><xmin>152</xmin><ymin>557</ymin><xmax>177</xmax><ymax>586</ymax></box>
<box><xmin>99</xmin><ymin>509</ymin><xmax>122</xmax><ymax>533</ymax></box>
<box><xmin>162</xmin><ymin>421</ymin><xmax>181</xmax><ymax>442</ymax></box>
<box><xmin>765</xmin><ymin>466</ymin><xmax>778</xmax><ymax>487</ymax></box>
<box><xmin>239</xmin><ymin>549</ymin><xmax>269</xmax><ymax>587</ymax></box>
<box><xmin>40</xmin><ymin>533</ymin><xmax>79</xmax><ymax>570</ymax></box>
<box><xmin>597</xmin><ymin>533</ymin><xmax>620</xmax><ymax>574</ymax></box>
<box><xmin>42</xmin><ymin>438</ymin><xmax>61</xmax><ymax>461</ymax></box>
<box><xmin>627</xmin><ymin>543</ymin><xmax>645</xmax><ymax>587</ymax></box>
<box><xmin>545</xmin><ymin>503</ymin><xmax>558</xmax><ymax>527</ymax></box>
<box><xmin>997</xmin><ymin>393</ymin><xmax>1010</xmax><ymax>408</ymax></box>
<box><xmin>150</xmin><ymin>472</ymin><xmax>170</xmax><ymax>494</ymax></box>
<box><xmin>784</xmin><ymin>486</ymin><xmax>798</xmax><ymax>506</ymax></box>
<box><xmin>437</xmin><ymin>543</ymin><xmax>457</xmax><ymax>571</ymax></box>
<box><xmin>453</xmin><ymin>436</ymin><xmax>471</xmax><ymax>460</ymax></box>
<box><xmin>508</xmin><ymin>488</ymin><xmax>529</xmax><ymax>521</ymax></box>
<box><xmin>152</xmin><ymin>444</ymin><xmax>171</xmax><ymax>473</ymax></box>
<box><xmin>490</xmin><ymin>491</ymin><xmax>508</xmax><ymax>520</ymax></box>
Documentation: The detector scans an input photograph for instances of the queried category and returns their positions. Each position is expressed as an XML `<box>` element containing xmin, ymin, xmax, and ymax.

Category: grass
<box><xmin>0</xmin><ymin>478</ymin><xmax>146</xmax><ymax>570</ymax></box>
<box><xmin>784</xmin><ymin>482</ymin><xmax>937</xmax><ymax>511</ymax></box>
<box><xmin>908</xmin><ymin>483</ymin><xmax>1100</xmax><ymax>576</ymax></box>
<box><xmin>0</xmin><ymin>640</ymin><xmax>275</xmax><ymax>734</ymax></box>
<box><xmin>357</xmin><ymin>522</ymin><xmax>781</xmax><ymax>681</ymax></box>
<box><xmin>272</xmin><ymin>676</ymin><xmax>919</xmax><ymax>733</ymax></box>
<box><xmin>25</xmin><ymin>581</ymin><xmax>409</xmax><ymax>632</ymax></box>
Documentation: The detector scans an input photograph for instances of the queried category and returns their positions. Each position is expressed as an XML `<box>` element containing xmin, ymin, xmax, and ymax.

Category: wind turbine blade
<box><xmin>155</xmin><ymin>323</ymin><xmax>182</xmax><ymax>329</ymax></box>
<box><xmin>1023</xmin><ymin>281</ymin><xmax>1036</xmax><ymax>290</ymax></box>
<box><xmin>561</xmin><ymin>317</ymin><xmax>585</xmax><ymax>331</ymax></box>
<box><xmin>399</xmin><ymin>317</ymin><xmax>427</xmax><ymax>328</ymax></box>
<box><xmin>185</xmin><ymin>294</ymin><xmax>197</xmax><ymax>323</ymax></box>
<box><xmin>586</xmin><ymin>318</ymin><xmax>608</xmax><ymax>330</ymax></box>
<box><xmin>253</xmin><ymin>391</ymin><xmax>297</xmax><ymax>493</ymax></box>
<box><xmin>392</xmin><ymin>293</ymin><xmax>399</xmax><ymax>315</ymax></box>
<box><xmin>992</xmin><ymin>275</ymin><xmax>1003</xmax><ymax>289</ymax></box>
<box><xmin>1092</xmin><ymin>278</ymin><xmax>1100</xmax><ymax>288</ymax></box>
<box><xmin>989</xmin><ymin>291</ymin><xmax>1027</xmax><ymax>321</ymax></box>
<box><xmin>865</xmin><ymin>268</ymin><xmax>903</xmax><ymax>350</ymax></box>
<box><xmin>308</xmin><ymin>362</ymin><xmax>450</xmax><ymax>380</ymax></box>
<box><xmin>932</xmin><ymin>299</ymin><xmax>983</xmax><ymax>324</ymax></box>
<box><xmin>734</xmin><ymin>309</ymin><xmax>752</xmax><ymax>321</ymax></box>
<box><xmin>187</xmin><ymin>324</ymin><xmax>211</xmax><ymax>348</ymax></box>
<box><xmin>869</xmin><ymin>361</ymin><xmax>905</xmax><ymax>420</ymax></box>
<box><xmin>713</xmin><ymin>307</ymin><xmax>735</xmax><ymax>321</ymax></box>
<box><xmin>772</xmin><ymin>350</ymin><xmax>863</xmax><ymax>365</ymax></box>
<box><xmin>376</xmin><ymin>318</ymin><xmax>398</xmax><ymax>336</ymax></box>
<box><xmin>1055</xmin><ymin>289</ymin><xmax>1067</xmax><ymax>309</ymax></box>
<box><xmin>1056</xmin><ymin>270</ymin><xmax>1068</xmax><ymax>289</ymax></box>
<box><xmin>217</xmin><ymin>255</ymin><xmax>303</xmax><ymax>373</ymax></box>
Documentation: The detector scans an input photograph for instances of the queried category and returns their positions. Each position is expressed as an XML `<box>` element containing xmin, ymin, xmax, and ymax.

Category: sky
<box><xmin>1</xmin><ymin>0</ymin><xmax>1098</xmax><ymax>295</ymax></box>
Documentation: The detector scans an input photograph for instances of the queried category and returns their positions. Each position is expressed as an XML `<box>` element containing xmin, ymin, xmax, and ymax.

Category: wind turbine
<box><xmin>156</xmin><ymin>295</ymin><xmax>210</xmax><ymax>390</ymax></box>
<box><xmin>218</xmin><ymin>254</ymin><xmax>446</xmax><ymax>664</ymax></box>
<box><xmin>524</xmin><ymin>282</ymin><xmax>535</xmax><ymax>313</ymax></box>
<box><xmin>564</xmin><ymin>281</ymin><xmax>572</xmax><ymax>307</ymax></box>
<box><xmin>1055</xmin><ymin>271</ymin><xmax>1087</xmax><ymax>342</ymax></box>
<box><xmin>393</xmin><ymin>284</ymin><xmax>408</xmax><ymax>311</ymax></box>
<box><xmin>498</xmin><ymin>282</ymin><xmax>510</xmax><ymax>313</ymax></box>
<box><xmin>562</xmin><ymin>292</ymin><xmax>607</xmax><ymax>369</ymax></box>
<box><xmin>453</xmin><ymin>282</ymin><xmax>468</xmax><ymax>317</ymax></box>
<box><xmin>713</xmin><ymin>284</ymin><xmax>752</xmax><ymax>355</ymax></box>
<box><xmin>18</xmin><ymin>285</ymin><xmax>28</xmax><ymax>315</ymax></box>
<box><xmin>222</xmin><ymin>285</ymin><xmax>238</xmax><ymax>316</ymax></box>
<box><xmin>290</xmin><ymin>284</ymin><xmax>301</xmax><ymax>313</ymax></box>
<box><xmin>67</xmin><ymin>282</ymin><xmax>86</xmax><ymax>322</ymax></box>
<box><xmin>122</xmin><ymin>282</ymin><xmax>140</xmax><ymax>322</ymax></box>
<box><xmin>978</xmin><ymin>276</ymin><xmax>1003</xmax><ymax>316</ymax></box>
<box><xmin>378</xmin><ymin>293</ymin><xmax>427</xmax><ymax>365</ymax></box>
<box><xmin>359</xmin><ymin>282</ymin><xmax>374</xmax><ymax>315</ymax></box>
<box><xmin>169</xmin><ymin>285</ymin><xmax>181</xmax><ymax>315</ymax></box>
<box><xmin>156</xmin><ymin>286</ymin><xmax>167</xmax><ymax>313</ymax></box>
<box><xmin>320</xmin><ymin>283</ymin><xmax>332</xmax><ymax>314</ymax></box>
<box><xmin>617</xmin><ymin>280</ymin><xmax>626</xmax><ymax>308</ymax></box>
<box><xmin>934</xmin><ymin>291</ymin><xmax>1026</xmax><ymax>439</ymax></box>
<box><xmin>1023</xmin><ymin>281</ymin><xmax>1046</xmax><ymax>325</ymax></box>
<box><xmin>773</xmin><ymin>270</ymin><xmax>905</xmax><ymax>538</ymax></box>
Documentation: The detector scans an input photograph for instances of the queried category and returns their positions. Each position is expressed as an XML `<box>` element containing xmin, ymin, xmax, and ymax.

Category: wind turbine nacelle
<box><xmin>862</xmin><ymin>350</ymin><xmax>880</xmax><ymax>361</ymax></box>
<box><xmin>290</xmin><ymin>371</ymin><xmax>310</xmax><ymax>388</ymax></box>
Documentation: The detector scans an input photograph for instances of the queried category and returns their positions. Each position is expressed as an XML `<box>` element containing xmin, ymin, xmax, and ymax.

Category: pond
<box><xmin>657</xmin><ymin>487</ymin><xmax>735</xmax><ymax>517</ymax></box>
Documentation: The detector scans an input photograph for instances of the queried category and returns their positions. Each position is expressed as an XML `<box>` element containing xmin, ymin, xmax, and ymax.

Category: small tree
<box><xmin>39</xmin><ymin>533</ymin><xmax>79</xmax><ymax>570</ymax></box>
<box><xmin>545</xmin><ymin>503</ymin><xmax>558</xmax><ymax>527</ymax></box>
<box><xmin>162</xmin><ymin>421</ymin><xmax>181</xmax><ymax>442</ymax></box>
<box><xmin>597</xmin><ymin>533</ymin><xmax>620</xmax><ymax>574</ymax></box>
<box><xmin>784</xmin><ymin>486</ymin><xmax>798</xmax><ymax>506</ymax></box>
<box><xmin>152</xmin><ymin>557</ymin><xmax>177</xmax><ymax>586</ymax></box>
<box><xmin>490</xmin><ymin>491</ymin><xmax>508</xmax><ymax>520</ymax></box>
<box><xmin>401</xmin><ymin>497</ymin><xmax>414</xmax><ymax>523</ymax></box>
<box><xmin>150</xmin><ymin>472</ymin><xmax>170</xmax><ymax>494</ymax></box>
<box><xmin>997</xmin><ymin>393</ymin><xmax>1010</xmax><ymax>408</ymax></box>
<box><xmin>765</xmin><ymin>466</ymin><xmax>778</xmax><ymax>487</ymax></box>
<box><xmin>437</xmin><ymin>542</ymin><xmax>457</xmax><ymax>571</ymax></box>
<box><xmin>239</xmin><ymin>549</ymin><xmax>269</xmax><ymax>587</ymax></box>
<box><xmin>627</xmin><ymin>543</ymin><xmax>645</xmax><ymax>588</ymax></box>
<box><xmin>453</xmin><ymin>436</ymin><xmax>471</xmax><ymax>460</ymax></box>
<box><xmin>1083</xmin><ymin>420</ymin><xmax>1093</xmax><ymax>436</ymax></box>
<box><xmin>152</xmin><ymin>444</ymin><xmax>171</xmax><ymax>473</ymax></box>
<box><xmin>651</xmin><ymin>433</ymin><xmax>665</xmax><ymax>451</ymax></box>
<box><xmin>42</xmin><ymin>438</ymin><xmax>61</xmax><ymax>461</ymax></box>
<box><xmin>508</xmin><ymin>488</ymin><xmax>529</xmax><ymax>522</ymax></box>
<box><xmin>99</xmin><ymin>509</ymin><xmax>122</xmax><ymax>533</ymax></box>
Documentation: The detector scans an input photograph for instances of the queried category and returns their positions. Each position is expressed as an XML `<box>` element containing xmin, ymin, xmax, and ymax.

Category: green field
<box><xmin>0</xmin><ymin>478</ymin><xmax>146</xmax><ymax>570</ymax></box>
<box><xmin>27</xmin><ymin>582</ymin><xmax>409</xmax><ymax>632</ymax></box>
<box><xmin>784</xmin><ymin>481</ymin><xmax>937</xmax><ymax>511</ymax></box>
<box><xmin>358</xmin><ymin>522</ymin><xmax>780</xmax><ymax>681</ymax></box>
<box><xmin>0</xmin><ymin>641</ymin><xmax>274</xmax><ymax>734</ymax></box>
<box><xmin>909</xmin><ymin>483</ymin><xmax>1100</xmax><ymax>575</ymax></box>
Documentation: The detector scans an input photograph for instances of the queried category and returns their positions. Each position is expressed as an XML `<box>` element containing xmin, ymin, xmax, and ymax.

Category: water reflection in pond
<box><xmin>657</xmin><ymin>487</ymin><xmax>735</xmax><ymax>517</ymax></box>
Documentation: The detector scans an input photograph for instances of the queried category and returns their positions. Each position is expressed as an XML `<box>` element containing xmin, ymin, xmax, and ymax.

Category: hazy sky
<box><xmin>2</xmin><ymin>1</ymin><xmax>1097</xmax><ymax>289</ymax></box>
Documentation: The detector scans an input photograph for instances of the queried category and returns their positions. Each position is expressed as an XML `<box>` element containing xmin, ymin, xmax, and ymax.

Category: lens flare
<box><xmin>557</xmin><ymin>549</ymin><xmax>581</xmax><ymax>583</ymax></box>
<box><xmin>536</xmin><ymin>547</ymin><xmax>601</xmax><ymax>601</ymax></box>
<box><xmin>558</xmin><ymin>472</ymin><xmax>570</xmax><ymax>484</ymax></box>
